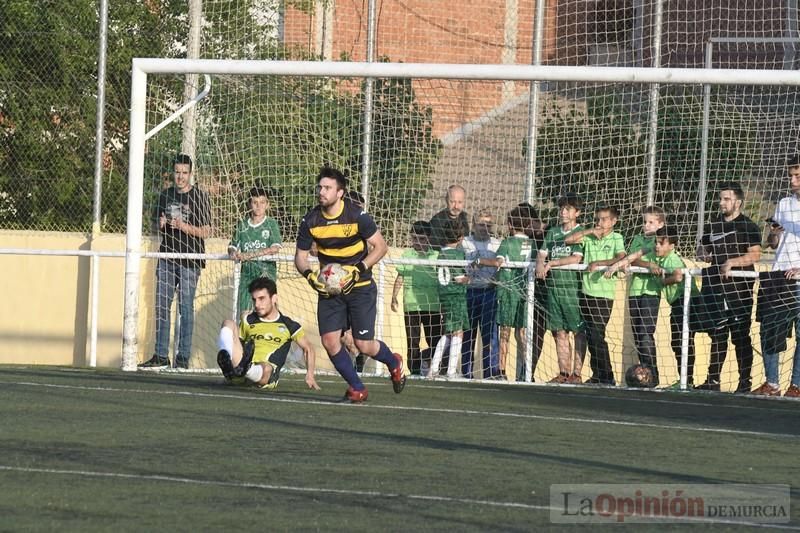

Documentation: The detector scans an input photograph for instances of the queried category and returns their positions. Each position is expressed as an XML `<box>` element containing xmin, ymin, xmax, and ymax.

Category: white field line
<box><xmin>3</xmin><ymin>380</ymin><xmax>797</xmax><ymax>439</ymax></box>
<box><xmin>0</xmin><ymin>465</ymin><xmax>797</xmax><ymax>530</ymax></box>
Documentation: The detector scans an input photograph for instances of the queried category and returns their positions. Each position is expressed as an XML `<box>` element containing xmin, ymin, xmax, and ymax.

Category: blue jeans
<box><xmin>761</xmin><ymin>285</ymin><xmax>800</xmax><ymax>386</ymax></box>
<box><xmin>155</xmin><ymin>259</ymin><xmax>201</xmax><ymax>365</ymax></box>
<box><xmin>462</xmin><ymin>286</ymin><xmax>500</xmax><ymax>378</ymax></box>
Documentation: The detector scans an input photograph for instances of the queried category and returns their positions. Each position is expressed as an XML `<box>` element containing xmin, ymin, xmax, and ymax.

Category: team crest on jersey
<box><xmin>342</xmin><ymin>224</ymin><xmax>353</xmax><ymax>237</ymax></box>
<box><xmin>261</xmin><ymin>229</ymin><xmax>271</xmax><ymax>239</ymax></box>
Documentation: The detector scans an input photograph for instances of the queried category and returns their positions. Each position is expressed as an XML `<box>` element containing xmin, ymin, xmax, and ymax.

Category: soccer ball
<box><xmin>317</xmin><ymin>263</ymin><xmax>349</xmax><ymax>295</ymax></box>
<box><xmin>625</xmin><ymin>364</ymin><xmax>656</xmax><ymax>388</ymax></box>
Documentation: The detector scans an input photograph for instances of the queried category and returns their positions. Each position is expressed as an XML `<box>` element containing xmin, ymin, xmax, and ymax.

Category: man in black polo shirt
<box><xmin>694</xmin><ymin>182</ymin><xmax>761</xmax><ymax>392</ymax></box>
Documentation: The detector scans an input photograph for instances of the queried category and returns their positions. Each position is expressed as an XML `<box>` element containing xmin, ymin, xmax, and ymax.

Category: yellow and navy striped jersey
<box><xmin>297</xmin><ymin>198</ymin><xmax>377</xmax><ymax>281</ymax></box>
<box><xmin>238</xmin><ymin>311</ymin><xmax>304</xmax><ymax>368</ymax></box>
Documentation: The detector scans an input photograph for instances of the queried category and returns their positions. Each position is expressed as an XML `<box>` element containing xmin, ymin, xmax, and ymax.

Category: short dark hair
<box><xmin>642</xmin><ymin>205</ymin><xmax>666</xmax><ymax>223</ymax></box>
<box><xmin>248</xmin><ymin>276</ymin><xmax>277</xmax><ymax>296</ymax></box>
<box><xmin>596</xmin><ymin>205</ymin><xmax>620</xmax><ymax>218</ymax></box>
<box><xmin>175</xmin><ymin>153</ymin><xmax>193</xmax><ymax>172</ymax></box>
<box><xmin>318</xmin><ymin>165</ymin><xmax>347</xmax><ymax>190</ymax></box>
<box><xmin>508</xmin><ymin>205</ymin><xmax>533</xmax><ymax>233</ymax></box>
<box><xmin>787</xmin><ymin>154</ymin><xmax>800</xmax><ymax>169</ymax></box>
<box><xmin>515</xmin><ymin>202</ymin><xmax>540</xmax><ymax>221</ymax></box>
<box><xmin>718</xmin><ymin>181</ymin><xmax>744</xmax><ymax>201</ymax></box>
<box><xmin>442</xmin><ymin>219</ymin><xmax>464</xmax><ymax>244</ymax></box>
<box><xmin>557</xmin><ymin>192</ymin><xmax>583</xmax><ymax>211</ymax></box>
<box><xmin>655</xmin><ymin>225</ymin><xmax>678</xmax><ymax>245</ymax></box>
<box><xmin>248</xmin><ymin>186</ymin><xmax>270</xmax><ymax>200</ymax></box>
<box><xmin>411</xmin><ymin>220</ymin><xmax>432</xmax><ymax>237</ymax></box>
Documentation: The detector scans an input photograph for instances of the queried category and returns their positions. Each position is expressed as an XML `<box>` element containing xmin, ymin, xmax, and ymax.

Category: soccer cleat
<box><xmin>340</xmin><ymin>386</ymin><xmax>368</xmax><ymax>403</ymax></box>
<box><xmin>174</xmin><ymin>358</ymin><xmax>189</xmax><ymax>370</ymax></box>
<box><xmin>138</xmin><ymin>355</ymin><xmax>170</xmax><ymax>369</ymax></box>
<box><xmin>217</xmin><ymin>350</ymin><xmax>235</xmax><ymax>380</ymax></box>
<box><xmin>234</xmin><ymin>346</ymin><xmax>254</xmax><ymax>379</ymax></box>
<box><xmin>694</xmin><ymin>379</ymin><xmax>720</xmax><ymax>392</ymax></box>
<box><xmin>751</xmin><ymin>382</ymin><xmax>781</xmax><ymax>397</ymax></box>
<box><xmin>389</xmin><ymin>353</ymin><xmax>407</xmax><ymax>393</ymax></box>
<box><xmin>584</xmin><ymin>377</ymin><xmax>602</xmax><ymax>385</ymax></box>
<box><xmin>784</xmin><ymin>384</ymin><xmax>800</xmax><ymax>398</ymax></box>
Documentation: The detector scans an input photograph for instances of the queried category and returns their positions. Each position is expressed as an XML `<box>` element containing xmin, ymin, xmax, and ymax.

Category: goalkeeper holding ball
<box><xmin>294</xmin><ymin>166</ymin><xmax>406</xmax><ymax>403</ymax></box>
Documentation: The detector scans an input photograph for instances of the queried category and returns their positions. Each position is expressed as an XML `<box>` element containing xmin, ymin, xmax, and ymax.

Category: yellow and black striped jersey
<box><xmin>297</xmin><ymin>198</ymin><xmax>377</xmax><ymax>281</ymax></box>
<box><xmin>238</xmin><ymin>311</ymin><xmax>304</xmax><ymax>368</ymax></box>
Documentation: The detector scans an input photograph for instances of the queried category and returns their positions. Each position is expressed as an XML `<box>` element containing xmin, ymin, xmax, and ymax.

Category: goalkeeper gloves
<box><xmin>341</xmin><ymin>262</ymin><xmax>368</xmax><ymax>295</ymax></box>
<box><xmin>303</xmin><ymin>269</ymin><xmax>330</xmax><ymax>297</ymax></box>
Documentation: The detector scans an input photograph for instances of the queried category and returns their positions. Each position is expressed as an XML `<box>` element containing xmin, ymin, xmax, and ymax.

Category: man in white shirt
<box><xmin>461</xmin><ymin>209</ymin><xmax>502</xmax><ymax>378</ymax></box>
<box><xmin>753</xmin><ymin>155</ymin><xmax>800</xmax><ymax>397</ymax></box>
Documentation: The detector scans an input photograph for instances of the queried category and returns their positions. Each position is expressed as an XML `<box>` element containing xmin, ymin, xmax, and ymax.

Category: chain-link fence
<box><xmin>1</xmin><ymin>1</ymin><xmax>798</xmax><ymax>235</ymax></box>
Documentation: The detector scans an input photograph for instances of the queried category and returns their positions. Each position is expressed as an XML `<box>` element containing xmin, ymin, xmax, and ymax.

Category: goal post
<box><xmin>123</xmin><ymin>59</ymin><xmax>800</xmax><ymax>395</ymax></box>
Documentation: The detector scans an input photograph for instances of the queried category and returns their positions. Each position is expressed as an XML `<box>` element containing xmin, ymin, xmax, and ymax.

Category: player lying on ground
<box><xmin>216</xmin><ymin>277</ymin><xmax>320</xmax><ymax>391</ymax></box>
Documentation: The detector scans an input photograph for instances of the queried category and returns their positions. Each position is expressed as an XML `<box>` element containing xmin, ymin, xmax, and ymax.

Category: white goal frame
<box><xmin>122</xmin><ymin>58</ymin><xmax>800</xmax><ymax>371</ymax></box>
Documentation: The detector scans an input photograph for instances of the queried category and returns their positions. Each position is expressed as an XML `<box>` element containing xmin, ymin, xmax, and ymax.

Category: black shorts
<box><xmin>317</xmin><ymin>281</ymin><xmax>377</xmax><ymax>340</ymax></box>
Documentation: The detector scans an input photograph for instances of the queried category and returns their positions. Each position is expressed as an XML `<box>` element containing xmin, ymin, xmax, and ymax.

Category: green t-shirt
<box><xmin>541</xmin><ymin>224</ymin><xmax>583</xmax><ymax>288</ymax></box>
<box><xmin>628</xmin><ymin>233</ymin><xmax>658</xmax><ymax>297</ymax></box>
<box><xmin>437</xmin><ymin>246</ymin><xmax>467</xmax><ymax>300</ymax></box>
<box><xmin>496</xmin><ymin>234</ymin><xmax>534</xmax><ymax>294</ymax></box>
<box><xmin>643</xmin><ymin>249</ymin><xmax>700</xmax><ymax>305</ymax></box>
<box><xmin>581</xmin><ymin>231</ymin><xmax>625</xmax><ymax>299</ymax></box>
<box><xmin>395</xmin><ymin>248</ymin><xmax>440</xmax><ymax>312</ymax></box>
<box><xmin>229</xmin><ymin>216</ymin><xmax>282</xmax><ymax>283</ymax></box>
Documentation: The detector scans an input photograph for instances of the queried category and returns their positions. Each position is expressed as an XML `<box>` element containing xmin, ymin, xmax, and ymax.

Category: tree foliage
<box><xmin>0</xmin><ymin>0</ymin><xmax>189</xmax><ymax>231</ymax></box>
<box><xmin>0</xmin><ymin>1</ymin><xmax>440</xmax><ymax>238</ymax></box>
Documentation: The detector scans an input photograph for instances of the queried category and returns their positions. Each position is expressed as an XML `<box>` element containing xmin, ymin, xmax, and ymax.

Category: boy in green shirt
<box><xmin>429</xmin><ymin>220</ymin><xmax>469</xmax><ymax>378</ymax></box>
<box><xmin>536</xmin><ymin>193</ymin><xmax>586</xmax><ymax>384</ymax></box>
<box><xmin>228</xmin><ymin>187</ymin><xmax>282</xmax><ymax>316</ymax></box>
<box><xmin>640</xmin><ymin>226</ymin><xmax>700</xmax><ymax>386</ymax></box>
<box><xmin>605</xmin><ymin>206</ymin><xmax>666</xmax><ymax>384</ymax></box>
<box><xmin>391</xmin><ymin>221</ymin><xmax>443</xmax><ymax>376</ymax></box>
<box><xmin>565</xmin><ymin>206</ymin><xmax>626</xmax><ymax>384</ymax></box>
<box><xmin>477</xmin><ymin>205</ymin><xmax>534</xmax><ymax>380</ymax></box>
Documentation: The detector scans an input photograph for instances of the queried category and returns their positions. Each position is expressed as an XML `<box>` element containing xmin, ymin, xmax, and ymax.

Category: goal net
<box><xmin>124</xmin><ymin>59</ymin><xmax>800</xmax><ymax>395</ymax></box>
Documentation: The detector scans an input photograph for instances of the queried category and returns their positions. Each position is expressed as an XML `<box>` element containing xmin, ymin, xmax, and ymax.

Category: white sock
<box><xmin>217</xmin><ymin>327</ymin><xmax>234</xmax><ymax>354</ymax></box>
<box><xmin>245</xmin><ymin>364</ymin><xmax>264</xmax><ymax>383</ymax></box>
<box><xmin>430</xmin><ymin>336</ymin><xmax>450</xmax><ymax>376</ymax></box>
<box><xmin>447</xmin><ymin>336</ymin><xmax>462</xmax><ymax>377</ymax></box>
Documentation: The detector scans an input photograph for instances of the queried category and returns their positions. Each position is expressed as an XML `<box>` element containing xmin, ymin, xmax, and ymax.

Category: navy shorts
<box><xmin>317</xmin><ymin>281</ymin><xmax>377</xmax><ymax>340</ymax></box>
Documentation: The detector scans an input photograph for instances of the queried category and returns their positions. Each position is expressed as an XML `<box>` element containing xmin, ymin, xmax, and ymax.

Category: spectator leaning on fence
<box><xmin>391</xmin><ymin>220</ymin><xmax>443</xmax><ymax>376</ymax></box>
<box><xmin>565</xmin><ymin>206</ymin><xmax>626</xmax><ymax>385</ymax></box>
<box><xmin>429</xmin><ymin>219</ymin><xmax>470</xmax><ymax>378</ymax></box>
<box><xmin>604</xmin><ymin>205</ymin><xmax>666</xmax><ymax>385</ymax></box>
<box><xmin>139</xmin><ymin>153</ymin><xmax>212</xmax><ymax>370</ymax></box>
<box><xmin>641</xmin><ymin>226</ymin><xmax>700</xmax><ymax>388</ymax></box>
<box><xmin>517</xmin><ymin>202</ymin><xmax>548</xmax><ymax>382</ymax></box>
<box><xmin>536</xmin><ymin>193</ymin><xmax>586</xmax><ymax>385</ymax></box>
<box><xmin>694</xmin><ymin>181</ymin><xmax>761</xmax><ymax>393</ymax></box>
<box><xmin>461</xmin><ymin>209</ymin><xmax>501</xmax><ymax>379</ymax></box>
<box><xmin>753</xmin><ymin>155</ymin><xmax>800</xmax><ymax>398</ymax></box>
